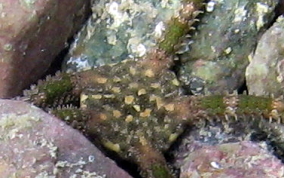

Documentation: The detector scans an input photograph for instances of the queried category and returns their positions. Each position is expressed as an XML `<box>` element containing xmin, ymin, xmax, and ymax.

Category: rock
<box><xmin>178</xmin><ymin>0</ymin><xmax>277</xmax><ymax>94</ymax></box>
<box><xmin>0</xmin><ymin>0</ymin><xmax>90</xmax><ymax>98</ymax></box>
<box><xmin>246</xmin><ymin>16</ymin><xmax>284</xmax><ymax>97</ymax></box>
<box><xmin>62</xmin><ymin>0</ymin><xmax>195</xmax><ymax>72</ymax></box>
<box><xmin>0</xmin><ymin>99</ymin><xmax>132</xmax><ymax>178</ymax></box>
<box><xmin>172</xmin><ymin>110</ymin><xmax>284</xmax><ymax>178</ymax></box>
<box><xmin>177</xmin><ymin>141</ymin><xmax>284</xmax><ymax>178</ymax></box>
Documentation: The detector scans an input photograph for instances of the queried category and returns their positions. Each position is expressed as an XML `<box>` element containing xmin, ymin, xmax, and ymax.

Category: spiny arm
<box><xmin>21</xmin><ymin>72</ymin><xmax>81</xmax><ymax>109</ymax></box>
<box><xmin>158</xmin><ymin>0</ymin><xmax>204</xmax><ymax>54</ymax></box>
<box><xmin>180</xmin><ymin>94</ymin><xmax>284</xmax><ymax>161</ymax></box>
<box><xmin>185</xmin><ymin>94</ymin><xmax>284</xmax><ymax>122</ymax></box>
<box><xmin>129</xmin><ymin>143</ymin><xmax>174</xmax><ymax>178</ymax></box>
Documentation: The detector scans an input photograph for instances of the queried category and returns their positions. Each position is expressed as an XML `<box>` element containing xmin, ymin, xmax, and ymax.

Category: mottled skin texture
<box><xmin>19</xmin><ymin>1</ymin><xmax>284</xmax><ymax>178</ymax></box>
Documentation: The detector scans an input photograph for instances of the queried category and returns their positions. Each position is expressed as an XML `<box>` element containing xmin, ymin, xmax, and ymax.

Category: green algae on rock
<box><xmin>62</xmin><ymin>0</ymin><xmax>203</xmax><ymax>72</ymax></box>
<box><xmin>178</xmin><ymin>0</ymin><xmax>277</xmax><ymax>94</ymax></box>
<box><xmin>246</xmin><ymin>16</ymin><xmax>284</xmax><ymax>97</ymax></box>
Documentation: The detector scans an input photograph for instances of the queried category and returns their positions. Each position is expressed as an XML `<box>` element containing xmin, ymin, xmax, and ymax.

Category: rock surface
<box><xmin>178</xmin><ymin>0</ymin><xmax>277</xmax><ymax>94</ymax></box>
<box><xmin>0</xmin><ymin>99</ymin><xmax>132</xmax><ymax>178</ymax></box>
<box><xmin>246</xmin><ymin>15</ymin><xmax>284</xmax><ymax>97</ymax></box>
<box><xmin>172</xmin><ymin>108</ymin><xmax>284</xmax><ymax>178</ymax></box>
<box><xmin>0</xmin><ymin>0</ymin><xmax>90</xmax><ymax>98</ymax></box>
<box><xmin>62</xmin><ymin>0</ymin><xmax>193</xmax><ymax>72</ymax></box>
<box><xmin>177</xmin><ymin>141</ymin><xmax>284</xmax><ymax>178</ymax></box>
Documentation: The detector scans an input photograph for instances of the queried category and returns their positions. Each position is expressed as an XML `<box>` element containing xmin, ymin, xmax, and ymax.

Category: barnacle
<box><xmin>19</xmin><ymin>0</ymin><xmax>284</xmax><ymax>178</ymax></box>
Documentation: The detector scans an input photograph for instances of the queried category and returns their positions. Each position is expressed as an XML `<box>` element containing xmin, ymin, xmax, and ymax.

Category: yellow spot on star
<box><xmin>155</xmin><ymin>96</ymin><xmax>164</xmax><ymax>109</ymax></box>
<box><xmin>171</xmin><ymin>78</ymin><xmax>180</xmax><ymax>86</ymax></box>
<box><xmin>137</xmin><ymin>88</ymin><xmax>146</xmax><ymax>96</ymax></box>
<box><xmin>103</xmin><ymin>141</ymin><xmax>120</xmax><ymax>152</ymax></box>
<box><xmin>91</xmin><ymin>94</ymin><xmax>102</xmax><ymax>99</ymax></box>
<box><xmin>129</xmin><ymin>83</ymin><xmax>139</xmax><ymax>88</ymax></box>
<box><xmin>99</xmin><ymin>113</ymin><xmax>108</xmax><ymax>120</ymax></box>
<box><xmin>125</xmin><ymin>95</ymin><xmax>135</xmax><ymax>104</ymax></box>
<box><xmin>103</xmin><ymin>94</ymin><xmax>115</xmax><ymax>98</ymax></box>
<box><xmin>113</xmin><ymin>110</ymin><xmax>122</xmax><ymax>118</ymax></box>
<box><xmin>80</xmin><ymin>94</ymin><xmax>88</xmax><ymax>108</ymax></box>
<box><xmin>129</xmin><ymin>66</ymin><xmax>137</xmax><ymax>75</ymax></box>
<box><xmin>169</xmin><ymin>133</ymin><xmax>179</xmax><ymax>142</ymax></box>
<box><xmin>133</xmin><ymin>105</ymin><xmax>141</xmax><ymax>112</ymax></box>
<box><xmin>149</xmin><ymin>95</ymin><xmax>156</xmax><ymax>102</ymax></box>
<box><xmin>164</xmin><ymin>103</ymin><xmax>175</xmax><ymax>111</ymax></box>
<box><xmin>139</xmin><ymin>136</ymin><xmax>148</xmax><ymax>146</ymax></box>
<box><xmin>144</xmin><ymin>69</ymin><xmax>155</xmax><ymax>77</ymax></box>
<box><xmin>140</xmin><ymin>109</ymin><xmax>152</xmax><ymax>117</ymax></box>
<box><xmin>125</xmin><ymin>115</ymin><xmax>134</xmax><ymax>122</ymax></box>
<box><xmin>113</xmin><ymin>76</ymin><xmax>121</xmax><ymax>82</ymax></box>
<box><xmin>149</xmin><ymin>95</ymin><xmax>164</xmax><ymax>109</ymax></box>
<box><xmin>111</xmin><ymin>87</ymin><xmax>121</xmax><ymax>93</ymax></box>
<box><xmin>96</xmin><ymin>77</ymin><xmax>108</xmax><ymax>84</ymax></box>
<box><xmin>151</xmin><ymin>83</ymin><xmax>160</xmax><ymax>88</ymax></box>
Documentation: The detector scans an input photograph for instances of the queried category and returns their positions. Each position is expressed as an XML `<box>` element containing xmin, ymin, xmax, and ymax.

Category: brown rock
<box><xmin>0</xmin><ymin>0</ymin><xmax>90</xmax><ymax>98</ymax></box>
<box><xmin>246</xmin><ymin>16</ymin><xmax>284</xmax><ymax>97</ymax></box>
<box><xmin>0</xmin><ymin>99</ymin><xmax>132</xmax><ymax>178</ymax></box>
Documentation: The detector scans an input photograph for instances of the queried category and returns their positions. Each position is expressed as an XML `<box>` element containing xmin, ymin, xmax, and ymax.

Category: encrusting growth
<box><xmin>19</xmin><ymin>1</ymin><xmax>284</xmax><ymax>178</ymax></box>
